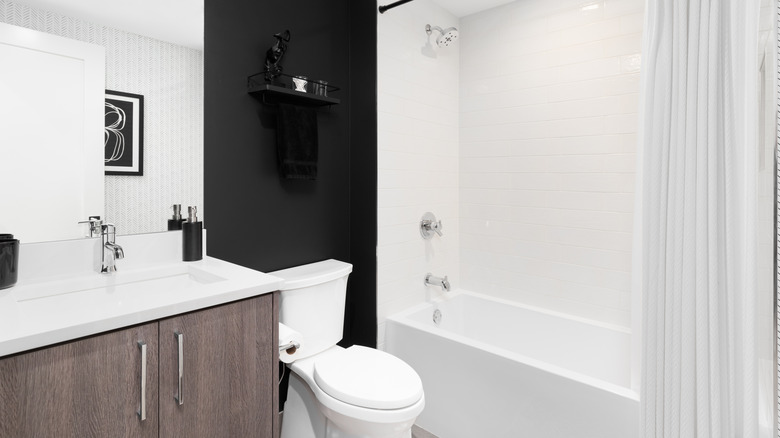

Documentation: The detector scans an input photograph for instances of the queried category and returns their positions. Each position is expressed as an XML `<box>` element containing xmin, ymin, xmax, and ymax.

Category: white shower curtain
<box><xmin>638</xmin><ymin>0</ymin><xmax>762</xmax><ymax>437</ymax></box>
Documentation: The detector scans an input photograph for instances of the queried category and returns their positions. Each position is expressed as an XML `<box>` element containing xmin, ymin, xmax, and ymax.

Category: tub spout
<box><xmin>424</xmin><ymin>273</ymin><xmax>450</xmax><ymax>292</ymax></box>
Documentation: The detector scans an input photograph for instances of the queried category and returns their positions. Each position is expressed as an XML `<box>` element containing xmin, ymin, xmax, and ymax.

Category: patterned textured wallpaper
<box><xmin>0</xmin><ymin>0</ymin><xmax>203</xmax><ymax>235</ymax></box>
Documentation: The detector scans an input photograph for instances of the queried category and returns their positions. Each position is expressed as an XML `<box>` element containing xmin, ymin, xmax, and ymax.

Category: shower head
<box><xmin>426</xmin><ymin>24</ymin><xmax>459</xmax><ymax>47</ymax></box>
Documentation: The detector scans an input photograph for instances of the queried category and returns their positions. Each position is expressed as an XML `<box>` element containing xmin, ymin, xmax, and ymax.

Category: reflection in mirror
<box><xmin>0</xmin><ymin>0</ymin><xmax>203</xmax><ymax>242</ymax></box>
<box><xmin>0</xmin><ymin>23</ymin><xmax>105</xmax><ymax>243</ymax></box>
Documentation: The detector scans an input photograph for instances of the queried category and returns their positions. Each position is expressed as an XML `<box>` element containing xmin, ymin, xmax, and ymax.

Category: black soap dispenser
<box><xmin>168</xmin><ymin>204</ymin><xmax>186</xmax><ymax>230</ymax></box>
<box><xmin>182</xmin><ymin>206</ymin><xmax>203</xmax><ymax>261</ymax></box>
<box><xmin>0</xmin><ymin>234</ymin><xmax>19</xmax><ymax>289</ymax></box>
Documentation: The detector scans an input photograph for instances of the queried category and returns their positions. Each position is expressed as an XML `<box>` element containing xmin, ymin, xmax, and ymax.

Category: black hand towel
<box><xmin>276</xmin><ymin>103</ymin><xmax>318</xmax><ymax>180</ymax></box>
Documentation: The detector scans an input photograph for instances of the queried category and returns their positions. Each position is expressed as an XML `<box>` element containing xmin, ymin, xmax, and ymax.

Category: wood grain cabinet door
<box><xmin>159</xmin><ymin>294</ymin><xmax>276</xmax><ymax>438</ymax></box>
<box><xmin>0</xmin><ymin>323</ymin><xmax>159</xmax><ymax>438</ymax></box>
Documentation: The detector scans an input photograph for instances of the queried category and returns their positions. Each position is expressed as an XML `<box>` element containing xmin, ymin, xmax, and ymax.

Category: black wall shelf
<box><xmin>248</xmin><ymin>73</ymin><xmax>340</xmax><ymax>107</ymax></box>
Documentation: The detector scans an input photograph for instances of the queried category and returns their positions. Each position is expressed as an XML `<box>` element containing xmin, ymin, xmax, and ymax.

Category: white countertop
<box><xmin>0</xmin><ymin>232</ymin><xmax>283</xmax><ymax>357</ymax></box>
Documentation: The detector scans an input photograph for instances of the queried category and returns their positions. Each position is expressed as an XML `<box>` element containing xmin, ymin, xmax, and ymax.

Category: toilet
<box><xmin>272</xmin><ymin>259</ymin><xmax>425</xmax><ymax>438</ymax></box>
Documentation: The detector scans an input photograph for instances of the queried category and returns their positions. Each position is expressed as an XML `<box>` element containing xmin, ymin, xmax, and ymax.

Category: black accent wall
<box><xmin>204</xmin><ymin>0</ymin><xmax>377</xmax><ymax>347</ymax></box>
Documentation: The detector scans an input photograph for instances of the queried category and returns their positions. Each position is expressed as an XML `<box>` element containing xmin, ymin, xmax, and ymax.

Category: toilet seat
<box><xmin>288</xmin><ymin>346</ymin><xmax>426</xmax><ymax>426</ymax></box>
<box><xmin>313</xmin><ymin>345</ymin><xmax>424</xmax><ymax>410</ymax></box>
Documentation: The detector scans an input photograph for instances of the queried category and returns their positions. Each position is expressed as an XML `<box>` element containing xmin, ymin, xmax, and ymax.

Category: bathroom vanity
<box><xmin>0</xmin><ymin>232</ymin><xmax>282</xmax><ymax>437</ymax></box>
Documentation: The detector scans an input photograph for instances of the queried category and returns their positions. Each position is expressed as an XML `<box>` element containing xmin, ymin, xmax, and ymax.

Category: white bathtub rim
<box><xmin>386</xmin><ymin>290</ymin><xmax>639</xmax><ymax>402</ymax></box>
<box><xmin>393</xmin><ymin>289</ymin><xmax>631</xmax><ymax>334</ymax></box>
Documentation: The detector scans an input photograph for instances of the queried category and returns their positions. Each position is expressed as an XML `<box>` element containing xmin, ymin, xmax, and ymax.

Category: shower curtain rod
<box><xmin>378</xmin><ymin>0</ymin><xmax>415</xmax><ymax>14</ymax></box>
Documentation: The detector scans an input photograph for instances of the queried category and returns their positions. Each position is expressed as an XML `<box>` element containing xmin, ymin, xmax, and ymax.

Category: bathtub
<box><xmin>385</xmin><ymin>290</ymin><xmax>639</xmax><ymax>438</ymax></box>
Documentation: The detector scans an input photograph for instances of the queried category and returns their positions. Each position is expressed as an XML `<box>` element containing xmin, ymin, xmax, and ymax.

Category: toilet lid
<box><xmin>313</xmin><ymin>346</ymin><xmax>423</xmax><ymax>410</ymax></box>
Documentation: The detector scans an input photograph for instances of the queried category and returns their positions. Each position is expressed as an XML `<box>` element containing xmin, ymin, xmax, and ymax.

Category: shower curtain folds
<box><xmin>638</xmin><ymin>0</ymin><xmax>763</xmax><ymax>437</ymax></box>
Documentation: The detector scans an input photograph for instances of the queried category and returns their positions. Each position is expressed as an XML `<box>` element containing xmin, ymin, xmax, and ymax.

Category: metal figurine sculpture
<box><xmin>265</xmin><ymin>30</ymin><xmax>291</xmax><ymax>82</ymax></box>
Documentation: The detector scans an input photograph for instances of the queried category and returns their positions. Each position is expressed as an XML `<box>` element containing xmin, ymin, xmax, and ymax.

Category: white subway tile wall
<box><xmin>377</xmin><ymin>0</ymin><xmax>460</xmax><ymax>348</ymax></box>
<box><xmin>459</xmin><ymin>0</ymin><xmax>643</xmax><ymax>328</ymax></box>
<box><xmin>378</xmin><ymin>0</ymin><xmax>644</xmax><ymax>345</ymax></box>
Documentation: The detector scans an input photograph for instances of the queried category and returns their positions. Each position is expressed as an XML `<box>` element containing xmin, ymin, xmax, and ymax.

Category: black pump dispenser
<box><xmin>0</xmin><ymin>234</ymin><xmax>19</xmax><ymax>289</ymax></box>
<box><xmin>168</xmin><ymin>204</ymin><xmax>186</xmax><ymax>230</ymax></box>
<box><xmin>182</xmin><ymin>206</ymin><xmax>203</xmax><ymax>261</ymax></box>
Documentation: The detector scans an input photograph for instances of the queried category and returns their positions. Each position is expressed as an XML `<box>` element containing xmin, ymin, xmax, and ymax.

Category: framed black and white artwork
<box><xmin>104</xmin><ymin>90</ymin><xmax>143</xmax><ymax>175</ymax></box>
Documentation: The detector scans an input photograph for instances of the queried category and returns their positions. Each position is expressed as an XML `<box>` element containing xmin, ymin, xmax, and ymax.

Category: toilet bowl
<box><xmin>272</xmin><ymin>260</ymin><xmax>425</xmax><ymax>438</ymax></box>
<box><xmin>283</xmin><ymin>346</ymin><xmax>425</xmax><ymax>438</ymax></box>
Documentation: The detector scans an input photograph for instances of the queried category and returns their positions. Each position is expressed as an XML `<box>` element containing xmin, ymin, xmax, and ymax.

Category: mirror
<box><xmin>0</xmin><ymin>0</ymin><xmax>204</xmax><ymax>243</ymax></box>
<box><xmin>0</xmin><ymin>23</ymin><xmax>105</xmax><ymax>243</ymax></box>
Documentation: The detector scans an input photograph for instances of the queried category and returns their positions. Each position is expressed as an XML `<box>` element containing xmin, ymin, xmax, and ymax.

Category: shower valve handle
<box><xmin>420</xmin><ymin>212</ymin><xmax>443</xmax><ymax>239</ymax></box>
<box><xmin>427</xmin><ymin>220</ymin><xmax>443</xmax><ymax>236</ymax></box>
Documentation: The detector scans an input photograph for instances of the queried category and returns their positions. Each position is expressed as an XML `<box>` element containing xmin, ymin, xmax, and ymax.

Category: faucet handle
<box><xmin>420</xmin><ymin>212</ymin><xmax>444</xmax><ymax>239</ymax></box>
<box><xmin>429</xmin><ymin>219</ymin><xmax>443</xmax><ymax>236</ymax></box>
<box><xmin>101</xmin><ymin>223</ymin><xmax>117</xmax><ymax>235</ymax></box>
<box><xmin>78</xmin><ymin>216</ymin><xmax>103</xmax><ymax>237</ymax></box>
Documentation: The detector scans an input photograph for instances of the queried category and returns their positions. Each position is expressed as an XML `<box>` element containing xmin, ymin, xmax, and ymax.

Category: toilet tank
<box><xmin>271</xmin><ymin>259</ymin><xmax>353</xmax><ymax>360</ymax></box>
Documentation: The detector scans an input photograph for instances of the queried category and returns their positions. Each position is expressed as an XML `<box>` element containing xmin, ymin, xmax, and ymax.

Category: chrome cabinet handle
<box><xmin>138</xmin><ymin>341</ymin><xmax>147</xmax><ymax>421</ymax></box>
<box><xmin>174</xmin><ymin>332</ymin><xmax>184</xmax><ymax>406</ymax></box>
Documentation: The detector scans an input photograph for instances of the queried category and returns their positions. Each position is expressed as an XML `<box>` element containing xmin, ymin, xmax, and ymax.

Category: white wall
<box><xmin>377</xmin><ymin>0</ymin><xmax>644</xmax><ymax>344</ymax></box>
<box><xmin>376</xmin><ymin>0</ymin><xmax>460</xmax><ymax>348</ymax></box>
<box><xmin>758</xmin><ymin>0</ymin><xmax>777</xmax><ymax>430</ymax></box>
<box><xmin>0</xmin><ymin>0</ymin><xmax>203</xmax><ymax>236</ymax></box>
<box><xmin>458</xmin><ymin>0</ymin><xmax>643</xmax><ymax>328</ymax></box>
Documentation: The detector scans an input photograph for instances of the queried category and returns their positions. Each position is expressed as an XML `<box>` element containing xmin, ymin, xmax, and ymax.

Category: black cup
<box><xmin>0</xmin><ymin>238</ymin><xmax>19</xmax><ymax>289</ymax></box>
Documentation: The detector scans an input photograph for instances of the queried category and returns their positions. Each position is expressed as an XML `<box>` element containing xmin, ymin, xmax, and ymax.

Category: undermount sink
<box><xmin>0</xmin><ymin>231</ymin><xmax>284</xmax><ymax>358</ymax></box>
<box><xmin>17</xmin><ymin>264</ymin><xmax>226</xmax><ymax>303</ymax></box>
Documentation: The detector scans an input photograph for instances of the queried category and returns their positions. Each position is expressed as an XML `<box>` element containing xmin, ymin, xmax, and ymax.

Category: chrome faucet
<box><xmin>424</xmin><ymin>273</ymin><xmax>451</xmax><ymax>292</ymax></box>
<box><xmin>101</xmin><ymin>223</ymin><xmax>124</xmax><ymax>273</ymax></box>
<box><xmin>78</xmin><ymin>216</ymin><xmax>103</xmax><ymax>238</ymax></box>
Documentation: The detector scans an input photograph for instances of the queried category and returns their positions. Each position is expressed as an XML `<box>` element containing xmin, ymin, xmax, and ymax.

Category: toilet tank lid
<box><xmin>270</xmin><ymin>259</ymin><xmax>353</xmax><ymax>291</ymax></box>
